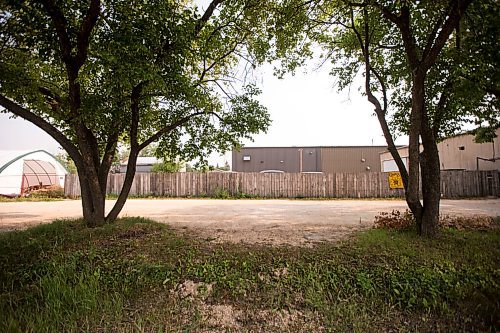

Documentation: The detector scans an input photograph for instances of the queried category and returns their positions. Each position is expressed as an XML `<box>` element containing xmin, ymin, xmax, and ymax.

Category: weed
<box><xmin>375</xmin><ymin>210</ymin><xmax>499</xmax><ymax>232</ymax></box>
<box><xmin>212</xmin><ymin>187</ymin><xmax>230</xmax><ymax>199</ymax></box>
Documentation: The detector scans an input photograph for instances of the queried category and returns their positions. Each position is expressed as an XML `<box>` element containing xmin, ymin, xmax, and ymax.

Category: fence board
<box><xmin>64</xmin><ymin>171</ymin><xmax>500</xmax><ymax>199</ymax></box>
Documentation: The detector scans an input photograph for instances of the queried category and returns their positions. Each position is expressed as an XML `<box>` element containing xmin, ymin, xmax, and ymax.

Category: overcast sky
<box><xmin>0</xmin><ymin>62</ymin><xmax>408</xmax><ymax>164</ymax></box>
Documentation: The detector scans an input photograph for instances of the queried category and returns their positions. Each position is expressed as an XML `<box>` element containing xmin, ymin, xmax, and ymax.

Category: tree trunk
<box><xmin>78</xmin><ymin>170</ymin><xmax>106</xmax><ymax>227</ymax></box>
<box><xmin>74</xmin><ymin>125</ymin><xmax>107</xmax><ymax>227</ymax></box>
<box><xmin>106</xmin><ymin>150</ymin><xmax>139</xmax><ymax>222</ymax></box>
<box><xmin>407</xmin><ymin>72</ymin><xmax>442</xmax><ymax>237</ymax></box>
<box><xmin>419</xmin><ymin>112</ymin><xmax>441</xmax><ymax>237</ymax></box>
<box><xmin>406</xmin><ymin>73</ymin><xmax>425</xmax><ymax>229</ymax></box>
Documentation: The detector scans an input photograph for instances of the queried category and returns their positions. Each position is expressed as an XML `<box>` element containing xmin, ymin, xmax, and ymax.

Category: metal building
<box><xmin>379</xmin><ymin>128</ymin><xmax>500</xmax><ymax>171</ymax></box>
<box><xmin>232</xmin><ymin>146</ymin><xmax>387</xmax><ymax>173</ymax></box>
<box><xmin>437</xmin><ymin>128</ymin><xmax>500</xmax><ymax>170</ymax></box>
<box><xmin>320</xmin><ymin>146</ymin><xmax>385</xmax><ymax>173</ymax></box>
<box><xmin>119</xmin><ymin>156</ymin><xmax>160</xmax><ymax>173</ymax></box>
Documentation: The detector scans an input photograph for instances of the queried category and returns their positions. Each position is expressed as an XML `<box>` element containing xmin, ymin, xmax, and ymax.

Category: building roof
<box><xmin>121</xmin><ymin>156</ymin><xmax>159</xmax><ymax>166</ymax></box>
<box><xmin>0</xmin><ymin>150</ymin><xmax>63</xmax><ymax>174</ymax></box>
<box><xmin>237</xmin><ymin>145</ymin><xmax>390</xmax><ymax>149</ymax></box>
<box><xmin>236</xmin><ymin>145</ymin><xmax>402</xmax><ymax>155</ymax></box>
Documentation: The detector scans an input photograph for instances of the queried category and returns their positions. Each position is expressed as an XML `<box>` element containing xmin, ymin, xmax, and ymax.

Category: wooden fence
<box><xmin>64</xmin><ymin>170</ymin><xmax>500</xmax><ymax>199</ymax></box>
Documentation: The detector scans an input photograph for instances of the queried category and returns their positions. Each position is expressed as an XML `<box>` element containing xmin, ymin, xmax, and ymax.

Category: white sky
<box><xmin>0</xmin><ymin>63</ymin><xmax>408</xmax><ymax>164</ymax></box>
<box><xmin>249</xmin><ymin>63</ymin><xmax>406</xmax><ymax>147</ymax></box>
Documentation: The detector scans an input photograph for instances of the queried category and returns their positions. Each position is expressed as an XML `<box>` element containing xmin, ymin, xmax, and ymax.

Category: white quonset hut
<box><xmin>0</xmin><ymin>150</ymin><xmax>67</xmax><ymax>197</ymax></box>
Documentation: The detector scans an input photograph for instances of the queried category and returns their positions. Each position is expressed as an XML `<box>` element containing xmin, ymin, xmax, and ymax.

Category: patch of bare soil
<box><xmin>168</xmin><ymin>280</ymin><xmax>325</xmax><ymax>332</ymax></box>
<box><xmin>0</xmin><ymin>220</ymin><xmax>40</xmax><ymax>232</ymax></box>
<box><xmin>173</xmin><ymin>223</ymin><xmax>371</xmax><ymax>247</ymax></box>
<box><xmin>196</xmin><ymin>305</ymin><xmax>325</xmax><ymax>333</ymax></box>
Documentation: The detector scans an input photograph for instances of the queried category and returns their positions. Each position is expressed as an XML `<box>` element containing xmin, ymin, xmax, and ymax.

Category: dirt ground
<box><xmin>1</xmin><ymin>198</ymin><xmax>499</xmax><ymax>245</ymax></box>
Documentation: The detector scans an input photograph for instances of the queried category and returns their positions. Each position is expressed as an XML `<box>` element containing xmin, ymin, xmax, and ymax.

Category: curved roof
<box><xmin>0</xmin><ymin>150</ymin><xmax>67</xmax><ymax>174</ymax></box>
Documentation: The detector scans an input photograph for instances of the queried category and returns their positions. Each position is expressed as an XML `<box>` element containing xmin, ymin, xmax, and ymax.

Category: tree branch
<box><xmin>198</xmin><ymin>40</ymin><xmax>242</xmax><ymax>84</ymax></box>
<box><xmin>98</xmin><ymin>129</ymin><xmax>120</xmax><ymax>194</ymax></box>
<box><xmin>38</xmin><ymin>0</ymin><xmax>73</xmax><ymax>63</ymax></box>
<box><xmin>37</xmin><ymin>85</ymin><xmax>63</xmax><ymax>111</ymax></box>
<box><xmin>349</xmin><ymin>6</ymin><xmax>410</xmax><ymax>185</ymax></box>
<box><xmin>422</xmin><ymin>16</ymin><xmax>444</xmax><ymax>60</ymax></box>
<box><xmin>421</xmin><ymin>0</ymin><xmax>473</xmax><ymax>71</ymax></box>
<box><xmin>0</xmin><ymin>94</ymin><xmax>81</xmax><ymax>162</ymax></box>
<box><xmin>130</xmin><ymin>83</ymin><xmax>144</xmax><ymax>150</ymax></box>
<box><xmin>432</xmin><ymin>82</ymin><xmax>452</xmax><ymax>138</ymax></box>
<box><xmin>139</xmin><ymin>111</ymin><xmax>208</xmax><ymax>150</ymax></box>
<box><xmin>195</xmin><ymin>0</ymin><xmax>224</xmax><ymax>36</ymax></box>
<box><xmin>75</xmin><ymin>0</ymin><xmax>101</xmax><ymax>68</ymax></box>
<box><xmin>374</xmin><ymin>3</ymin><xmax>420</xmax><ymax>69</ymax></box>
<box><xmin>372</xmin><ymin>3</ymin><xmax>402</xmax><ymax>28</ymax></box>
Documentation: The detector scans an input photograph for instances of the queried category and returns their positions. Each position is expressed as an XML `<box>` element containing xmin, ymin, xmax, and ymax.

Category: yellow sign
<box><xmin>388</xmin><ymin>172</ymin><xmax>404</xmax><ymax>189</ymax></box>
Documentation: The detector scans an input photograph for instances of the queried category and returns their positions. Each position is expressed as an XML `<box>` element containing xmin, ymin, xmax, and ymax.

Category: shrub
<box><xmin>27</xmin><ymin>186</ymin><xmax>65</xmax><ymax>199</ymax></box>
<box><xmin>212</xmin><ymin>188</ymin><xmax>230</xmax><ymax>199</ymax></box>
<box><xmin>375</xmin><ymin>210</ymin><xmax>499</xmax><ymax>231</ymax></box>
<box><xmin>374</xmin><ymin>210</ymin><xmax>415</xmax><ymax>230</ymax></box>
<box><xmin>439</xmin><ymin>215</ymin><xmax>498</xmax><ymax>230</ymax></box>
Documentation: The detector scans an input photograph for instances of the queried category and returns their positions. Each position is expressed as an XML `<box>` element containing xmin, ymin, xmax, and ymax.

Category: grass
<box><xmin>0</xmin><ymin>196</ymin><xmax>66</xmax><ymax>202</ymax></box>
<box><xmin>0</xmin><ymin>218</ymin><xmax>498</xmax><ymax>332</ymax></box>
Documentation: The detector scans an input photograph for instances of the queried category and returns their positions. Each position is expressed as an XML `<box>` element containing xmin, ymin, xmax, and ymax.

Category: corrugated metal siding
<box><xmin>379</xmin><ymin>128</ymin><xmax>500</xmax><ymax>172</ymax></box>
<box><xmin>321</xmin><ymin>146</ymin><xmax>386</xmax><ymax>173</ymax></box>
<box><xmin>437</xmin><ymin>128</ymin><xmax>500</xmax><ymax>171</ymax></box>
<box><xmin>232</xmin><ymin>147</ymin><xmax>321</xmax><ymax>172</ymax></box>
<box><xmin>380</xmin><ymin>147</ymin><xmax>409</xmax><ymax>172</ymax></box>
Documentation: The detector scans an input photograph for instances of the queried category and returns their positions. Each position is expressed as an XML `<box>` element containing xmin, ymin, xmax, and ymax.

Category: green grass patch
<box><xmin>0</xmin><ymin>218</ymin><xmax>498</xmax><ymax>332</ymax></box>
<box><xmin>0</xmin><ymin>197</ymin><xmax>67</xmax><ymax>202</ymax></box>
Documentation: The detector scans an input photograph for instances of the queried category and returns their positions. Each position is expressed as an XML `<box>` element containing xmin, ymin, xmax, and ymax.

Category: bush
<box><xmin>374</xmin><ymin>210</ymin><xmax>415</xmax><ymax>230</ymax></box>
<box><xmin>375</xmin><ymin>210</ymin><xmax>499</xmax><ymax>231</ymax></box>
<box><xmin>27</xmin><ymin>186</ymin><xmax>65</xmax><ymax>199</ymax></box>
<box><xmin>439</xmin><ymin>215</ymin><xmax>498</xmax><ymax>230</ymax></box>
<box><xmin>212</xmin><ymin>188</ymin><xmax>230</xmax><ymax>199</ymax></box>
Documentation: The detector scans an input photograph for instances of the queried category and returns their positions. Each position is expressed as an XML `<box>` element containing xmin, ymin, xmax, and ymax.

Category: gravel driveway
<box><xmin>1</xmin><ymin>198</ymin><xmax>499</xmax><ymax>245</ymax></box>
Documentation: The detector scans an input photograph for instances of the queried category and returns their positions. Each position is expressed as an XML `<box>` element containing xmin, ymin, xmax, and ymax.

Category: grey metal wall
<box><xmin>232</xmin><ymin>147</ymin><xmax>321</xmax><ymax>172</ymax></box>
<box><xmin>321</xmin><ymin>146</ymin><xmax>386</xmax><ymax>173</ymax></box>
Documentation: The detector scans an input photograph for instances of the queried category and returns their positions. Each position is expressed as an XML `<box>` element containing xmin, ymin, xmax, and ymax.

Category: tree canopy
<box><xmin>0</xmin><ymin>0</ymin><xmax>274</xmax><ymax>225</ymax></box>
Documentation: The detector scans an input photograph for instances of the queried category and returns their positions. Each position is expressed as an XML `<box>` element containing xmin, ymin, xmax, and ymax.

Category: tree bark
<box><xmin>106</xmin><ymin>149</ymin><xmax>139</xmax><ymax>222</ymax></box>
<box><xmin>419</xmin><ymin>111</ymin><xmax>440</xmax><ymax>237</ymax></box>
<box><xmin>78</xmin><ymin>171</ymin><xmax>105</xmax><ymax>227</ymax></box>
<box><xmin>406</xmin><ymin>73</ymin><xmax>425</xmax><ymax>231</ymax></box>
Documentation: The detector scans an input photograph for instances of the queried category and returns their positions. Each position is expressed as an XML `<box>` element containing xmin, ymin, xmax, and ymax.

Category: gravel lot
<box><xmin>1</xmin><ymin>198</ymin><xmax>499</xmax><ymax>245</ymax></box>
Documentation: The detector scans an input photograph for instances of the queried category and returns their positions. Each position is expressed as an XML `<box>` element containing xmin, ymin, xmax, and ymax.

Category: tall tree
<box><xmin>272</xmin><ymin>0</ymin><xmax>497</xmax><ymax>236</ymax></box>
<box><xmin>0</xmin><ymin>0</ymin><xmax>271</xmax><ymax>226</ymax></box>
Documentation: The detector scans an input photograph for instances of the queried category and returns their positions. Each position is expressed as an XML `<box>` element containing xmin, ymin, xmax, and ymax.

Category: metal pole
<box><xmin>298</xmin><ymin>149</ymin><xmax>303</xmax><ymax>173</ymax></box>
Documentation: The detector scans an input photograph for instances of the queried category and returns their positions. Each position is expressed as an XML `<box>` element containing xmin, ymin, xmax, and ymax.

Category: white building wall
<box><xmin>0</xmin><ymin>159</ymin><xmax>24</xmax><ymax>196</ymax></box>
